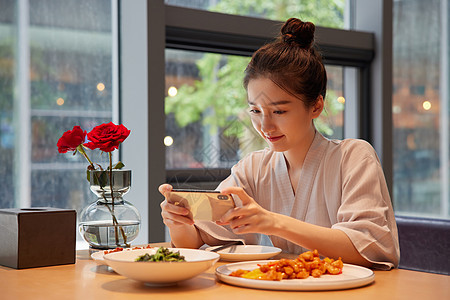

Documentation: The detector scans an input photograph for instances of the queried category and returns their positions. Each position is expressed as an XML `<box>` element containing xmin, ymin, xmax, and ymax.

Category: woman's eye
<box><xmin>274</xmin><ymin>110</ymin><xmax>286</xmax><ymax>115</ymax></box>
<box><xmin>249</xmin><ymin>109</ymin><xmax>260</xmax><ymax>114</ymax></box>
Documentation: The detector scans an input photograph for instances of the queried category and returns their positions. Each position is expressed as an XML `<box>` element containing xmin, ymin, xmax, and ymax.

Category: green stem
<box><xmin>102</xmin><ymin>202</ymin><xmax>129</xmax><ymax>247</ymax></box>
<box><xmin>77</xmin><ymin>145</ymin><xmax>95</xmax><ymax>169</ymax></box>
<box><xmin>93</xmin><ymin>169</ymin><xmax>129</xmax><ymax>248</ymax></box>
<box><xmin>108</xmin><ymin>152</ymin><xmax>118</xmax><ymax>245</ymax></box>
<box><xmin>108</xmin><ymin>152</ymin><xmax>129</xmax><ymax>247</ymax></box>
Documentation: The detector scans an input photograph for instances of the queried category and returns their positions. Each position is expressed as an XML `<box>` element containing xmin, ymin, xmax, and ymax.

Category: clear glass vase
<box><xmin>78</xmin><ymin>170</ymin><xmax>141</xmax><ymax>249</ymax></box>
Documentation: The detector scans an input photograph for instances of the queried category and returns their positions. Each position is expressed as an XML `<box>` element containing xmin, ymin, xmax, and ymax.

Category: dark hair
<box><xmin>243</xmin><ymin>18</ymin><xmax>327</xmax><ymax>107</ymax></box>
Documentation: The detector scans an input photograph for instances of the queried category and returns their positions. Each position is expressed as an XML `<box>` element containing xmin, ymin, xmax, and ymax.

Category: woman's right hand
<box><xmin>159</xmin><ymin>184</ymin><xmax>195</xmax><ymax>226</ymax></box>
<box><xmin>159</xmin><ymin>184</ymin><xmax>203</xmax><ymax>249</ymax></box>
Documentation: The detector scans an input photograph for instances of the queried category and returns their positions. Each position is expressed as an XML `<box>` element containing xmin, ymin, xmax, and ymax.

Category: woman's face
<box><xmin>247</xmin><ymin>77</ymin><xmax>322</xmax><ymax>152</ymax></box>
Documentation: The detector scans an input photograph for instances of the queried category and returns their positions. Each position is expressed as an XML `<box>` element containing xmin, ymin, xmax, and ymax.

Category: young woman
<box><xmin>159</xmin><ymin>18</ymin><xmax>400</xmax><ymax>269</ymax></box>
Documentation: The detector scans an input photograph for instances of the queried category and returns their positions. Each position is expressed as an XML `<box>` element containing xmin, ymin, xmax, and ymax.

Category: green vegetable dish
<box><xmin>135</xmin><ymin>247</ymin><xmax>186</xmax><ymax>262</ymax></box>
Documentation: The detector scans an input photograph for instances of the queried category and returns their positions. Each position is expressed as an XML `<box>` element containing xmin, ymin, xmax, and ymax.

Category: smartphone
<box><xmin>168</xmin><ymin>189</ymin><xmax>235</xmax><ymax>221</ymax></box>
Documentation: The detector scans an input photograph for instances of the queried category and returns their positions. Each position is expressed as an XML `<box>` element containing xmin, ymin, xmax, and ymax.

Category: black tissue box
<box><xmin>0</xmin><ymin>207</ymin><xmax>76</xmax><ymax>269</ymax></box>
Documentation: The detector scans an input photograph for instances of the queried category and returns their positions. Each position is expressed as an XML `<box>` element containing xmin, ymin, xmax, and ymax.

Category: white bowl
<box><xmin>104</xmin><ymin>248</ymin><xmax>220</xmax><ymax>285</ymax></box>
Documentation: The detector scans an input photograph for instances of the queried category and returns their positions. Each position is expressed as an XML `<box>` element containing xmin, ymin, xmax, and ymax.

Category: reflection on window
<box><xmin>318</xmin><ymin>65</ymin><xmax>344</xmax><ymax>140</ymax></box>
<box><xmin>165</xmin><ymin>50</ymin><xmax>257</xmax><ymax>169</ymax></box>
<box><xmin>0</xmin><ymin>0</ymin><xmax>116</xmax><ymax>216</ymax></box>
<box><xmin>393</xmin><ymin>0</ymin><xmax>449</xmax><ymax>218</ymax></box>
<box><xmin>164</xmin><ymin>49</ymin><xmax>344</xmax><ymax>169</ymax></box>
<box><xmin>165</xmin><ymin>0</ymin><xmax>345</xmax><ymax>29</ymax></box>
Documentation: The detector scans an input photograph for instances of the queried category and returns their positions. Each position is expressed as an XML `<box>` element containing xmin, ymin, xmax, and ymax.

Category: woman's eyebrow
<box><xmin>247</xmin><ymin>100</ymin><xmax>292</xmax><ymax>106</ymax></box>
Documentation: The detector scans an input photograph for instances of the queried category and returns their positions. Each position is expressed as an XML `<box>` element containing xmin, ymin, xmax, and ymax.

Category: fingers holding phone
<box><xmin>159</xmin><ymin>184</ymin><xmax>195</xmax><ymax>226</ymax></box>
<box><xmin>158</xmin><ymin>183</ymin><xmax>173</xmax><ymax>198</ymax></box>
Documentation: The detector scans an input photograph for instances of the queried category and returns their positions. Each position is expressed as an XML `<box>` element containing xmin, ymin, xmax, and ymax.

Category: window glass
<box><xmin>165</xmin><ymin>49</ymin><xmax>344</xmax><ymax>169</ymax></box>
<box><xmin>320</xmin><ymin>65</ymin><xmax>344</xmax><ymax>139</ymax></box>
<box><xmin>0</xmin><ymin>0</ymin><xmax>116</xmax><ymax>223</ymax></box>
<box><xmin>165</xmin><ymin>0</ymin><xmax>346</xmax><ymax>29</ymax></box>
<box><xmin>0</xmin><ymin>0</ymin><xmax>15</xmax><ymax>208</ymax></box>
<box><xmin>393</xmin><ymin>0</ymin><xmax>449</xmax><ymax>218</ymax></box>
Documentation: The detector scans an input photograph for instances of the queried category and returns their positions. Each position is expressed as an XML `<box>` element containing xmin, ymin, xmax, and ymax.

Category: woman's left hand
<box><xmin>217</xmin><ymin>186</ymin><xmax>276</xmax><ymax>235</ymax></box>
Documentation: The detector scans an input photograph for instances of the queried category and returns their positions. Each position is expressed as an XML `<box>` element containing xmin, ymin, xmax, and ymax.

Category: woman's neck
<box><xmin>283</xmin><ymin>128</ymin><xmax>316</xmax><ymax>172</ymax></box>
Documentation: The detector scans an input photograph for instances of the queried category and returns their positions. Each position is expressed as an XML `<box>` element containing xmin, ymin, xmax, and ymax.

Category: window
<box><xmin>392</xmin><ymin>0</ymin><xmax>449</xmax><ymax>219</ymax></box>
<box><xmin>0</xmin><ymin>0</ymin><xmax>118</xmax><ymax>246</ymax></box>
<box><xmin>165</xmin><ymin>0</ymin><xmax>346</xmax><ymax>29</ymax></box>
<box><xmin>164</xmin><ymin>50</ymin><xmax>261</xmax><ymax>171</ymax></box>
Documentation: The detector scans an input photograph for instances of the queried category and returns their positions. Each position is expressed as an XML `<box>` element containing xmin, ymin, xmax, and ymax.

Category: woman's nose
<box><xmin>260</xmin><ymin>114</ymin><xmax>275</xmax><ymax>133</ymax></box>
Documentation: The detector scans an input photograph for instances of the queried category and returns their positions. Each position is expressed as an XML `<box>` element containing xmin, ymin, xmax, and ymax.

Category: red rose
<box><xmin>85</xmin><ymin>122</ymin><xmax>130</xmax><ymax>152</ymax></box>
<box><xmin>57</xmin><ymin>126</ymin><xmax>86</xmax><ymax>153</ymax></box>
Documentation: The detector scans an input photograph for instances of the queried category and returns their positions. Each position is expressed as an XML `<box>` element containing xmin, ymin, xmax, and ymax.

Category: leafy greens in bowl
<box><xmin>135</xmin><ymin>247</ymin><xmax>185</xmax><ymax>262</ymax></box>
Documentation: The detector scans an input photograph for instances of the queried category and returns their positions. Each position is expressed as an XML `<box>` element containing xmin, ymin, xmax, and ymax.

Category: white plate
<box><xmin>90</xmin><ymin>245</ymin><xmax>155</xmax><ymax>265</ymax></box>
<box><xmin>205</xmin><ymin>245</ymin><xmax>282</xmax><ymax>261</ymax></box>
<box><xmin>104</xmin><ymin>248</ymin><xmax>220</xmax><ymax>285</ymax></box>
<box><xmin>215</xmin><ymin>260</ymin><xmax>374</xmax><ymax>291</ymax></box>
<box><xmin>90</xmin><ymin>250</ymin><xmax>108</xmax><ymax>265</ymax></box>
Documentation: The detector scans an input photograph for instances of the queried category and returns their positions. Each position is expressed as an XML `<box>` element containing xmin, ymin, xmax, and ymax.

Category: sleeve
<box><xmin>194</xmin><ymin>155</ymin><xmax>261</xmax><ymax>247</ymax></box>
<box><xmin>331</xmin><ymin>141</ymin><xmax>400</xmax><ymax>270</ymax></box>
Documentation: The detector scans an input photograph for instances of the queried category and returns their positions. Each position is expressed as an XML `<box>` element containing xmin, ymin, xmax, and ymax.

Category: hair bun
<box><xmin>281</xmin><ymin>18</ymin><xmax>315</xmax><ymax>49</ymax></box>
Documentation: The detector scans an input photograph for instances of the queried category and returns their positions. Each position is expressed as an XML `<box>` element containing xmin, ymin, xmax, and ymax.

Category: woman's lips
<box><xmin>265</xmin><ymin>135</ymin><xmax>284</xmax><ymax>142</ymax></box>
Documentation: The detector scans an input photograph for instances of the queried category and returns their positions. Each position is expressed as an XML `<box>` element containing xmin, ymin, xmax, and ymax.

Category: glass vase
<box><xmin>78</xmin><ymin>169</ymin><xmax>141</xmax><ymax>249</ymax></box>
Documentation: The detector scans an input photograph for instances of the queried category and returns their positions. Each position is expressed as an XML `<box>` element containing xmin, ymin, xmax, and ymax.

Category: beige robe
<box><xmin>195</xmin><ymin>132</ymin><xmax>400</xmax><ymax>269</ymax></box>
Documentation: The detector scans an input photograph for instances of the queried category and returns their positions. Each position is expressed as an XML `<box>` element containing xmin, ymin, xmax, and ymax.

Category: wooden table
<box><xmin>1</xmin><ymin>243</ymin><xmax>448</xmax><ymax>300</ymax></box>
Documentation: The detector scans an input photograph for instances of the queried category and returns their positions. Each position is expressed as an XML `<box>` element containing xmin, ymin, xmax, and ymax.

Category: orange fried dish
<box><xmin>230</xmin><ymin>249</ymin><xmax>343</xmax><ymax>281</ymax></box>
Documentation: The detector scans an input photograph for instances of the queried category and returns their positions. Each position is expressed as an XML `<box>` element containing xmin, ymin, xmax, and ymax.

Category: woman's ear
<box><xmin>311</xmin><ymin>95</ymin><xmax>324</xmax><ymax>118</ymax></box>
